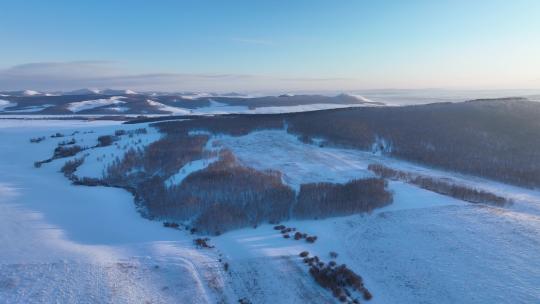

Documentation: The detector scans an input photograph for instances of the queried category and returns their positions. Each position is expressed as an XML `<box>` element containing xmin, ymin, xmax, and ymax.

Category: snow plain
<box><xmin>0</xmin><ymin>120</ymin><xmax>538</xmax><ymax>303</ymax></box>
<box><xmin>0</xmin><ymin>120</ymin><xmax>223</xmax><ymax>303</ymax></box>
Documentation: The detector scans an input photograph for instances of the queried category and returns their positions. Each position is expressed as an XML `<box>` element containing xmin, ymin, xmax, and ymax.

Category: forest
<box><xmin>139</xmin><ymin>97</ymin><xmax>540</xmax><ymax>188</ymax></box>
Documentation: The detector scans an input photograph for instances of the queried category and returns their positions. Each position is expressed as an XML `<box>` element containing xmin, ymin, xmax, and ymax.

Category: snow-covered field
<box><xmin>0</xmin><ymin>120</ymin><xmax>538</xmax><ymax>303</ymax></box>
<box><xmin>0</xmin><ymin>120</ymin><xmax>223</xmax><ymax>303</ymax></box>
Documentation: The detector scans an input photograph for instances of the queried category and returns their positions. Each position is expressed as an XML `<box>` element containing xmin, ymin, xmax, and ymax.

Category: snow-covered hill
<box><xmin>0</xmin><ymin>91</ymin><xmax>382</xmax><ymax>116</ymax></box>
<box><xmin>0</xmin><ymin>119</ymin><xmax>538</xmax><ymax>303</ymax></box>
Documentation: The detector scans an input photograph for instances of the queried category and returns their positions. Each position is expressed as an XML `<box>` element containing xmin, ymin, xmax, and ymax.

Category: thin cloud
<box><xmin>231</xmin><ymin>37</ymin><xmax>274</xmax><ymax>46</ymax></box>
<box><xmin>0</xmin><ymin>61</ymin><xmax>358</xmax><ymax>93</ymax></box>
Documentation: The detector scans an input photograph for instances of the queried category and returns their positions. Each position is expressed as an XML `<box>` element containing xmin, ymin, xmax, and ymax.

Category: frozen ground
<box><xmin>0</xmin><ymin>120</ymin><xmax>538</xmax><ymax>303</ymax></box>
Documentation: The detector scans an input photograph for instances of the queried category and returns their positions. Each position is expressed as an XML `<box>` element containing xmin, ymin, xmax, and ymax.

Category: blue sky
<box><xmin>1</xmin><ymin>0</ymin><xmax>539</xmax><ymax>92</ymax></box>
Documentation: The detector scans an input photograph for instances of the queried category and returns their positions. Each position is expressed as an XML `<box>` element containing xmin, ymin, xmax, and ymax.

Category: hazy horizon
<box><xmin>2</xmin><ymin>1</ymin><xmax>539</xmax><ymax>92</ymax></box>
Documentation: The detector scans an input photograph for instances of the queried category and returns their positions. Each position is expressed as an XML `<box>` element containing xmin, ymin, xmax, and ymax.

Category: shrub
<box><xmin>329</xmin><ymin>251</ymin><xmax>338</xmax><ymax>259</ymax></box>
<box><xmin>97</xmin><ymin>135</ymin><xmax>117</xmax><ymax>147</ymax></box>
<box><xmin>163</xmin><ymin>222</ymin><xmax>179</xmax><ymax>229</ymax></box>
<box><xmin>308</xmin><ymin>262</ymin><xmax>371</xmax><ymax>303</ymax></box>
<box><xmin>238</xmin><ymin>298</ymin><xmax>251</xmax><ymax>304</ymax></box>
<box><xmin>363</xmin><ymin>290</ymin><xmax>373</xmax><ymax>300</ymax></box>
<box><xmin>115</xmin><ymin>129</ymin><xmax>127</xmax><ymax>136</ymax></box>
<box><xmin>306</xmin><ymin>236</ymin><xmax>318</xmax><ymax>243</ymax></box>
<box><xmin>73</xmin><ymin>177</ymin><xmax>104</xmax><ymax>187</ymax></box>
<box><xmin>58</xmin><ymin>138</ymin><xmax>76</xmax><ymax>146</ymax></box>
<box><xmin>30</xmin><ymin>136</ymin><xmax>45</xmax><ymax>143</ymax></box>
<box><xmin>53</xmin><ymin>145</ymin><xmax>84</xmax><ymax>158</ymax></box>
<box><xmin>194</xmin><ymin>238</ymin><xmax>214</xmax><ymax>248</ymax></box>
<box><xmin>299</xmin><ymin>251</ymin><xmax>309</xmax><ymax>258</ymax></box>
<box><xmin>61</xmin><ymin>157</ymin><xmax>84</xmax><ymax>178</ymax></box>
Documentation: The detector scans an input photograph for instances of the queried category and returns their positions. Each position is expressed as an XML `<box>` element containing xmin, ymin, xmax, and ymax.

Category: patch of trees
<box><xmin>50</xmin><ymin>132</ymin><xmax>64</xmax><ymax>138</ymax></box>
<box><xmin>115</xmin><ymin>128</ymin><xmax>147</xmax><ymax>137</ymax></box>
<box><xmin>35</xmin><ymin>144</ymin><xmax>86</xmax><ymax>168</ymax></box>
<box><xmin>60</xmin><ymin>157</ymin><xmax>84</xmax><ymax>179</ymax></box>
<box><xmin>368</xmin><ymin>164</ymin><xmax>509</xmax><ymax>206</ymax></box>
<box><xmin>54</xmin><ymin>145</ymin><xmax>84</xmax><ymax>158</ymax></box>
<box><xmin>72</xmin><ymin>177</ymin><xmax>106</xmax><ymax>187</ymax></box>
<box><xmin>301</xmin><ymin>252</ymin><xmax>372</xmax><ymax>303</ymax></box>
<box><xmin>96</xmin><ymin>135</ymin><xmax>117</xmax><ymax>147</ymax></box>
<box><xmin>194</xmin><ymin>238</ymin><xmax>214</xmax><ymax>248</ymax></box>
<box><xmin>295</xmin><ymin>178</ymin><xmax>393</xmax><ymax>219</ymax></box>
<box><xmin>238</xmin><ymin>297</ymin><xmax>252</xmax><ymax>304</ymax></box>
<box><xmin>58</xmin><ymin>138</ymin><xmax>76</xmax><ymax>146</ymax></box>
<box><xmin>274</xmin><ymin>224</ymin><xmax>319</xmax><ymax>243</ymax></box>
<box><xmin>114</xmin><ymin>129</ymin><xmax>127</xmax><ymax>136</ymax></box>
<box><xmin>105</xmin><ymin>133</ymin><xmax>210</xmax><ymax>184</ymax></box>
<box><xmin>163</xmin><ymin>222</ymin><xmax>180</xmax><ymax>229</ymax></box>
<box><xmin>29</xmin><ymin>136</ymin><xmax>45</xmax><ymax>143</ymax></box>
<box><xmin>168</xmin><ymin>150</ymin><xmax>296</xmax><ymax>234</ymax></box>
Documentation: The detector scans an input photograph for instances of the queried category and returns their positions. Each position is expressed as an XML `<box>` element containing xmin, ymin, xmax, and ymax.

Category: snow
<box><xmin>147</xmin><ymin>99</ymin><xmax>378</xmax><ymax>115</ymax></box>
<box><xmin>23</xmin><ymin>90</ymin><xmax>40</xmax><ymax>96</ymax></box>
<box><xmin>210</xmin><ymin>129</ymin><xmax>540</xmax><ymax>215</ymax></box>
<box><xmin>192</xmin><ymin>100</ymin><xmax>249</xmax><ymax>114</ymax></box>
<box><xmin>147</xmin><ymin>99</ymin><xmax>192</xmax><ymax>115</ymax></box>
<box><xmin>246</xmin><ymin>103</ymin><xmax>379</xmax><ymax>114</ymax></box>
<box><xmin>192</xmin><ymin>101</ymin><xmax>378</xmax><ymax>115</ymax></box>
<box><xmin>101</xmin><ymin>89</ymin><xmax>138</xmax><ymax>95</ymax></box>
<box><xmin>209</xmin><ymin>130</ymin><xmax>381</xmax><ymax>190</ymax></box>
<box><xmin>109</xmin><ymin>105</ymin><xmax>130</xmax><ymax>112</ymax></box>
<box><xmin>0</xmin><ymin>99</ymin><xmax>16</xmax><ymax>111</ymax></box>
<box><xmin>67</xmin><ymin>96</ymin><xmax>126</xmax><ymax>112</ymax></box>
<box><xmin>0</xmin><ymin>120</ymin><xmax>223</xmax><ymax>303</ymax></box>
<box><xmin>74</xmin><ymin>125</ymin><xmax>163</xmax><ymax>179</ymax></box>
<box><xmin>165</xmin><ymin>157</ymin><xmax>219</xmax><ymax>187</ymax></box>
<box><xmin>2</xmin><ymin>104</ymin><xmax>54</xmax><ymax>112</ymax></box>
<box><xmin>0</xmin><ymin>120</ymin><xmax>539</xmax><ymax>303</ymax></box>
<box><xmin>344</xmin><ymin>94</ymin><xmax>379</xmax><ymax>103</ymax></box>
<box><xmin>0</xmin><ymin>100</ymin><xmax>56</xmax><ymax>113</ymax></box>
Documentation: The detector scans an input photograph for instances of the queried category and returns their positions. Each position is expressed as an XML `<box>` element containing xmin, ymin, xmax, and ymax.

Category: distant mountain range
<box><xmin>0</xmin><ymin>89</ymin><xmax>383</xmax><ymax>115</ymax></box>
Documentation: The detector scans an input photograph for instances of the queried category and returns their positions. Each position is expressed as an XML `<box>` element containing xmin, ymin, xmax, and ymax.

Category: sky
<box><xmin>1</xmin><ymin>0</ymin><xmax>539</xmax><ymax>93</ymax></box>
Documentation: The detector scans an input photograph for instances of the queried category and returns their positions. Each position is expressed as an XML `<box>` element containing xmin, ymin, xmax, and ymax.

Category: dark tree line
<box><xmin>295</xmin><ymin>178</ymin><xmax>393</xmax><ymax>219</ymax></box>
<box><xmin>368</xmin><ymin>164</ymin><xmax>509</xmax><ymax>206</ymax></box>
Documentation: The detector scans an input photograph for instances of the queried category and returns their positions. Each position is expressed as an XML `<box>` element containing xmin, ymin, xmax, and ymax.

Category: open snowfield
<box><xmin>0</xmin><ymin>120</ymin><xmax>224</xmax><ymax>303</ymax></box>
<box><xmin>0</xmin><ymin>120</ymin><xmax>538</xmax><ymax>303</ymax></box>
